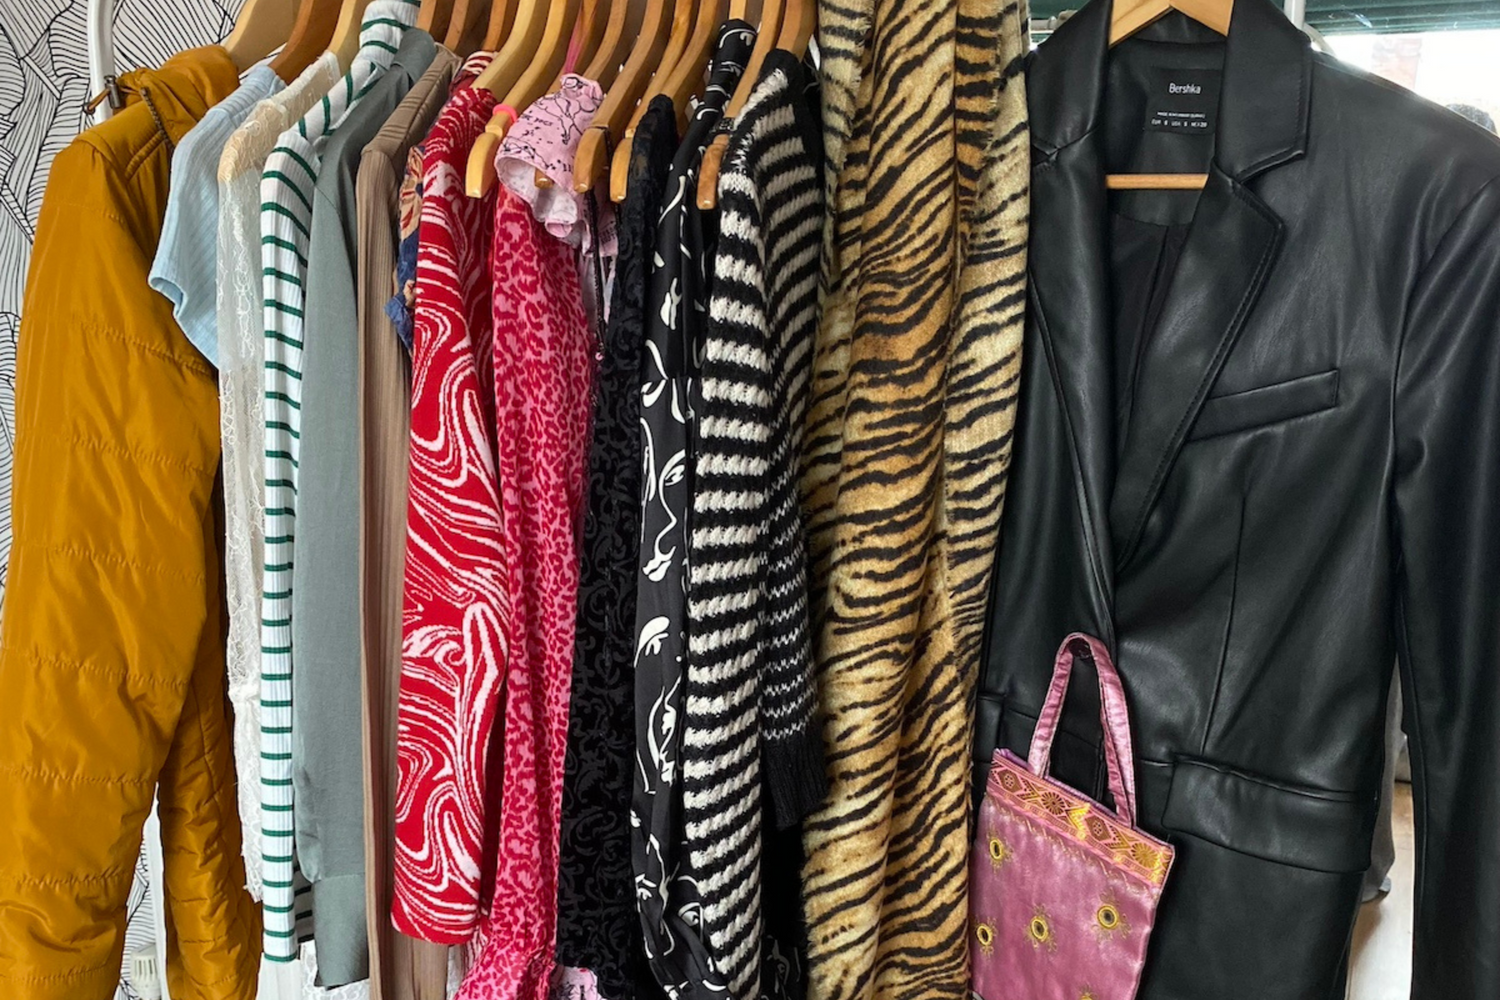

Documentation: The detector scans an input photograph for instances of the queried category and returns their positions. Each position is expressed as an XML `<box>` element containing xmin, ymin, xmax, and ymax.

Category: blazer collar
<box><xmin>391</xmin><ymin>27</ymin><xmax>440</xmax><ymax>84</ymax></box>
<box><xmin>1026</xmin><ymin>0</ymin><xmax>1310</xmax><ymax>587</ymax></box>
<box><xmin>1030</xmin><ymin>0</ymin><xmax>1311</xmax><ymax>181</ymax></box>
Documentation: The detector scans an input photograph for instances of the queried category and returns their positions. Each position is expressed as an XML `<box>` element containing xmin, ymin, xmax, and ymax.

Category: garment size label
<box><xmin>1146</xmin><ymin>68</ymin><xmax>1221</xmax><ymax>134</ymax></box>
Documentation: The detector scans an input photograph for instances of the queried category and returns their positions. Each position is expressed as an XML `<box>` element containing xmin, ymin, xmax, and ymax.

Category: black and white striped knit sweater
<box><xmin>683</xmin><ymin>51</ymin><xmax>826</xmax><ymax>1000</ymax></box>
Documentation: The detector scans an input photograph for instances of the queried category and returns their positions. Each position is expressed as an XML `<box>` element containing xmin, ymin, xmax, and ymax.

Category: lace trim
<box><xmin>217</xmin><ymin>165</ymin><xmax>268</xmax><ymax>901</ymax></box>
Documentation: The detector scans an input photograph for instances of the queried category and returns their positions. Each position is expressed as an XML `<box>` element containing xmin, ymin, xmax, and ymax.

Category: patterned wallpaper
<box><xmin>0</xmin><ymin>0</ymin><xmax>245</xmax><ymax>586</ymax></box>
<box><xmin>0</xmin><ymin>1</ymin><xmax>242</xmax><ymax>996</ymax></box>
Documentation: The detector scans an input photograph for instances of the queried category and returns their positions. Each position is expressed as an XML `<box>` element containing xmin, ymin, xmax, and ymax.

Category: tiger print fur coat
<box><xmin>798</xmin><ymin>0</ymin><xmax>1031</xmax><ymax>995</ymax></box>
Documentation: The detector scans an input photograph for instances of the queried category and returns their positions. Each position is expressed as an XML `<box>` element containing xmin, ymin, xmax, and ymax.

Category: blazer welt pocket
<box><xmin>1189</xmin><ymin>369</ymin><xmax>1340</xmax><ymax>442</ymax></box>
<box><xmin>1163</xmin><ymin>756</ymin><xmax>1373</xmax><ymax>874</ymax></box>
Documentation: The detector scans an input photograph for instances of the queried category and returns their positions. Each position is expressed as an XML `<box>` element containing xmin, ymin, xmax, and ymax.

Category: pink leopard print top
<box><xmin>454</xmin><ymin>187</ymin><xmax>599</xmax><ymax>1000</ymax></box>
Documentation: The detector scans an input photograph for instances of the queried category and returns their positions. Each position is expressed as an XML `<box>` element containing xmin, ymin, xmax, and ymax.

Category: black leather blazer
<box><xmin>975</xmin><ymin>1</ymin><xmax>1500</xmax><ymax>997</ymax></box>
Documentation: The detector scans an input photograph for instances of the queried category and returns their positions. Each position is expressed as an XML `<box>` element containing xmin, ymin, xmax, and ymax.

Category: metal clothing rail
<box><xmin>87</xmin><ymin>0</ymin><xmax>117</xmax><ymax>121</ymax></box>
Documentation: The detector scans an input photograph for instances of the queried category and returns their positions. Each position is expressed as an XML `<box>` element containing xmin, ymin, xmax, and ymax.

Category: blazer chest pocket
<box><xmin>1189</xmin><ymin>369</ymin><xmax>1340</xmax><ymax>442</ymax></box>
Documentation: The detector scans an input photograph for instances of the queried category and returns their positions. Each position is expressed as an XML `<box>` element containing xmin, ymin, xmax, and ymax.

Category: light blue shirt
<box><xmin>149</xmin><ymin>64</ymin><xmax>283</xmax><ymax>367</ymax></box>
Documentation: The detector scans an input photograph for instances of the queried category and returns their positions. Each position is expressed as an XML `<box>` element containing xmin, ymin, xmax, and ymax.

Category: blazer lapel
<box><xmin>1027</xmin><ymin>0</ymin><xmax>1119</xmax><ymax>622</ymax></box>
<box><xmin>1106</xmin><ymin>0</ymin><xmax>1312</xmax><ymax>567</ymax></box>
<box><xmin>1029</xmin><ymin>146</ymin><xmax>1120</xmax><ymax>620</ymax></box>
<box><xmin>1107</xmin><ymin>170</ymin><xmax>1283</xmax><ymax>564</ymax></box>
<box><xmin>1026</xmin><ymin>0</ymin><xmax>1313</xmax><ymax>581</ymax></box>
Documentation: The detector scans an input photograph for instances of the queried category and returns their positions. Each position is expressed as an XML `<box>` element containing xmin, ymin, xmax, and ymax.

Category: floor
<box><xmin>1346</xmin><ymin>783</ymin><xmax>1415</xmax><ymax>1000</ymax></box>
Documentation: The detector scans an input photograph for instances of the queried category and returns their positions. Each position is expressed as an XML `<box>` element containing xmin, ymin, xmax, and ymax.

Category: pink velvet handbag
<box><xmin>970</xmin><ymin>633</ymin><xmax>1175</xmax><ymax>1000</ymax></box>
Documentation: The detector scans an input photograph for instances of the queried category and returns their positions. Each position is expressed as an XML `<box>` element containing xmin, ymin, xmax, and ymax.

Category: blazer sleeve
<box><xmin>1392</xmin><ymin>172</ymin><xmax>1500</xmax><ymax>1000</ymax></box>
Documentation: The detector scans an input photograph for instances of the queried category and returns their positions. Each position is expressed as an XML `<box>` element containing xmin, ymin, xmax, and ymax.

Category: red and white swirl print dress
<box><xmin>391</xmin><ymin>85</ymin><xmax>507</xmax><ymax>944</ymax></box>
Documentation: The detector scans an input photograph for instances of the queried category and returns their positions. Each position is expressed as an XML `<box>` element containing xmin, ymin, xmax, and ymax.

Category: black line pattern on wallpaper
<box><xmin>0</xmin><ymin>0</ymin><xmax>243</xmax><ymax>591</ymax></box>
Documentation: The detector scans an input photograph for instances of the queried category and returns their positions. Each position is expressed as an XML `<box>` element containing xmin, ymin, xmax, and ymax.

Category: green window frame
<box><xmin>1027</xmin><ymin>0</ymin><xmax>1500</xmax><ymax>34</ymax></box>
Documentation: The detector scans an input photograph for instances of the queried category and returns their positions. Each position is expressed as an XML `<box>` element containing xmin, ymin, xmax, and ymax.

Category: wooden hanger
<box><xmin>571</xmin><ymin>0</ymin><xmax>609</xmax><ymax>79</ymax></box>
<box><xmin>328</xmin><ymin>0</ymin><xmax>380</xmax><ymax>72</ymax></box>
<box><xmin>267</xmin><ymin>0</ymin><xmax>343</xmax><ymax>79</ymax></box>
<box><xmin>605</xmin><ymin>0</ymin><xmax>698</xmax><ymax>202</ymax></box>
<box><xmin>224</xmin><ymin>0</ymin><xmax>300</xmax><ymax>75</ymax></box>
<box><xmin>1110</xmin><ymin>0</ymin><xmax>1231</xmax><ymax>43</ymax></box>
<box><xmin>656</xmin><ymin>0</ymin><xmax>730</xmax><ymax>132</ymax></box>
<box><xmin>583</xmin><ymin>0</ymin><xmax>642</xmax><ymax>87</ymax></box>
<box><xmin>1104</xmin><ymin>0</ymin><xmax>1231</xmax><ymax>190</ymax></box>
<box><xmin>696</xmin><ymin>0</ymin><xmax>793</xmax><ymax>208</ymax></box>
<box><xmin>417</xmin><ymin>0</ymin><xmax>455</xmax><ymax>39</ymax></box>
<box><xmin>443</xmin><ymin>0</ymin><xmax>495</xmax><ymax>51</ymax></box>
<box><xmin>533</xmin><ymin>0</ymin><xmax>622</xmax><ymax>188</ymax></box>
<box><xmin>775</xmin><ymin>0</ymin><xmax>815</xmax><ymax>59</ymax></box>
<box><xmin>482</xmin><ymin>0</ymin><xmax>523</xmax><ymax>49</ymax></box>
<box><xmin>459</xmin><ymin>0</ymin><xmax>560</xmax><ymax>197</ymax></box>
<box><xmin>572</xmin><ymin>0</ymin><xmax>677</xmax><ymax>193</ymax></box>
<box><xmin>466</xmin><ymin>0</ymin><xmax>555</xmax><ymax>112</ymax></box>
<box><xmin>638</xmin><ymin>0</ymin><xmax>698</xmax><ymax>125</ymax></box>
<box><xmin>499</xmin><ymin>0</ymin><xmax>585</xmax><ymax>108</ymax></box>
<box><xmin>466</xmin><ymin>0</ymin><xmax>584</xmax><ymax>196</ymax></box>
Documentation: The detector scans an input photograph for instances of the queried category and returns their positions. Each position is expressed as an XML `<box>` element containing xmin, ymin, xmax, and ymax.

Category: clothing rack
<box><xmin>87</xmin><ymin>0</ymin><xmax>117</xmax><ymax>122</ymax></box>
<box><xmin>74</xmin><ymin>0</ymin><xmax>1313</xmax><ymax>993</ymax></box>
<box><xmin>85</xmin><ymin>0</ymin><xmax>1315</xmax><ymax>124</ymax></box>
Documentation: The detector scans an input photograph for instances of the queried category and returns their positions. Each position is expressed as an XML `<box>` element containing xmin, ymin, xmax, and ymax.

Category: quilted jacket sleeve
<box><xmin>1392</xmin><ymin>171</ymin><xmax>1500</xmax><ymax>1000</ymax></box>
<box><xmin>0</xmin><ymin>134</ymin><xmax>258</xmax><ymax>1000</ymax></box>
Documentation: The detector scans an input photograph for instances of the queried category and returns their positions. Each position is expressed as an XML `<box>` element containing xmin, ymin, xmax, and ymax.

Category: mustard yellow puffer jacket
<box><xmin>0</xmin><ymin>46</ymin><xmax>260</xmax><ymax>1000</ymax></box>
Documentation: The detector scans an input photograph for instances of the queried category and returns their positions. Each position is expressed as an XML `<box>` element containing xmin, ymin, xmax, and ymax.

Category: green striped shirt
<box><xmin>257</xmin><ymin>0</ymin><xmax>419</xmax><ymax>962</ymax></box>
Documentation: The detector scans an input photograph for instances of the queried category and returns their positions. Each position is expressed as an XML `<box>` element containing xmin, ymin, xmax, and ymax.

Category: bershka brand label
<box><xmin>1146</xmin><ymin>67</ymin><xmax>1221</xmax><ymax>134</ymax></box>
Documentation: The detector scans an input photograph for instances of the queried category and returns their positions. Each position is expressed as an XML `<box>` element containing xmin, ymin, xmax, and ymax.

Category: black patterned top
<box><xmin>685</xmin><ymin>51</ymin><xmax>826</xmax><ymax>1000</ymax></box>
<box><xmin>552</xmin><ymin>104</ymin><xmax>663</xmax><ymax>1000</ymax></box>
<box><xmin>632</xmin><ymin>21</ymin><xmax>756</xmax><ymax>1000</ymax></box>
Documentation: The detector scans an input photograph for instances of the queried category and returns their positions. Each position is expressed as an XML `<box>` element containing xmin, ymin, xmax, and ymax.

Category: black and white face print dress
<box><xmin>631</xmin><ymin>20</ymin><xmax>756</xmax><ymax>1000</ymax></box>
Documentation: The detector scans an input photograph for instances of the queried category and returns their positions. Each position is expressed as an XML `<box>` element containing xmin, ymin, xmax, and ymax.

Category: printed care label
<box><xmin>1146</xmin><ymin>68</ymin><xmax>1221</xmax><ymax>134</ymax></box>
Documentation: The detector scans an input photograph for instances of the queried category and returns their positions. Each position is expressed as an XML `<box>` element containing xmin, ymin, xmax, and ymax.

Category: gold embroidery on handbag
<box><xmin>1095</xmin><ymin>897</ymin><xmax>1131</xmax><ymax>940</ymax></box>
<box><xmin>996</xmin><ymin>764</ymin><xmax>1172</xmax><ymax>886</ymax></box>
<box><xmin>975</xmin><ymin>921</ymin><xmax>996</xmax><ymax>956</ymax></box>
<box><xmin>968</xmin><ymin>634</ymin><xmax>1176</xmax><ymax>1000</ymax></box>
<box><xmin>1027</xmin><ymin>907</ymin><xmax>1057</xmax><ymax>951</ymax></box>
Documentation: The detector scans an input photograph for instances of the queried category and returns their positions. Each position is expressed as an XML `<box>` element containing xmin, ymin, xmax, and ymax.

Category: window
<box><xmin>1326</xmin><ymin>29</ymin><xmax>1500</xmax><ymax>130</ymax></box>
<box><xmin>1028</xmin><ymin>0</ymin><xmax>1500</xmax><ymax>33</ymax></box>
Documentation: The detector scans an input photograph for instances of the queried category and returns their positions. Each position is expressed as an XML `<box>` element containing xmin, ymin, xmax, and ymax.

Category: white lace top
<box><xmin>217</xmin><ymin>51</ymin><xmax>342</xmax><ymax>907</ymax></box>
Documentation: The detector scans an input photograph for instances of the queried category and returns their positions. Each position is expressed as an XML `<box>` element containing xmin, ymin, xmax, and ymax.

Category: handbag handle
<box><xmin>1027</xmin><ymin>632</ymin><xmax>1139</xmax><ymax>827</ymax></box>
